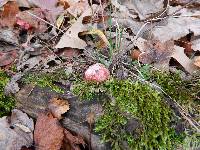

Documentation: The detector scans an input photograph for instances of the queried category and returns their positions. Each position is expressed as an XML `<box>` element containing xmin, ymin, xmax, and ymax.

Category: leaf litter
<box><xmin>0</xmin><ymin>0</ymin><xmax>200</xmax><ymax>149</ymax></box>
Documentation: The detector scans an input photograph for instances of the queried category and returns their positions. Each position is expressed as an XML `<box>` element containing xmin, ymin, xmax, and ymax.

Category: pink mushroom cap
<box><xmin>84</xmin><ymin>63</ymin><xmax>110</xmax><ymax>82</ymax></box>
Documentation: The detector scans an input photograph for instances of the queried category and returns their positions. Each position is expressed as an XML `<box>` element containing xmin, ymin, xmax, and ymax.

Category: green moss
<box><xmin>0</xmin><ymin>70</ymin><xmax>15</xmax><ymax>117</ymax></box>
<box><xmin>150</xmin><ymin>71</ymin><xmax>200</xmax><ymax>114</ymax></box>
<box><xmin>72</xmin><ymin>78</ymin><xmax>183</xmax><ymax>149</ymax></box>
<box><xmin>23</xmin><ymin>69</ymin><xmax>69</xmax><ymax>93</ymax></box>
<box><xmin>72</xmin><ymin>79</ymin><xmax>107</xmax><ymax>100</ymax></box>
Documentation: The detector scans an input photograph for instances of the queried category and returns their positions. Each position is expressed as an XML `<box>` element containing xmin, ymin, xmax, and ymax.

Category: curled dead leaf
<box><xmin>55</xmin><ymin>5</ymin><xmax>98</xmax><ymax>49</ymax></box>
<box><xmin>86</xmin><ymin>112</ymin><xmax>95</xmax><ymax>125</ymax></box>
<box><xmin>64</xmin><ymin>129</ymin><xmax>86</xmax><ymax>150</ymax></box>
<box><xmin>131</xmin><ymin>49</ymin><xmax>142</xmax><ymax>60</ymax></box>
<box><xmin>0</xmin><ymin>109</ymin><xmax>33</xmax><ymax>149</ymax></box>
<box><xmin>48</xmin><ymin>98</ymin><xmax>70</xmax><ymax>119</ymax></box>
<box><xmin>194</xmin><ymin>56</ymin><xmax>200</xmax><ymax>68</ymax></box>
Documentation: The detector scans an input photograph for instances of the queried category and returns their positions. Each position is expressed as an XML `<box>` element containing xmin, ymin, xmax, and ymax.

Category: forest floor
<box><xmin>0</xmin><ymin>0</ymin><xmax>200</xmax><ymax>149</ymax></box>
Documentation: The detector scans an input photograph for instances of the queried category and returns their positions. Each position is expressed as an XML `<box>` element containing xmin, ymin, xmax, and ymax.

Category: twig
<box><xmin>26</xmin><ymin>11</ymin><xmax>65</xmax><ymax>33</ymax></box>
<box><xmin>144</xmin><ymin>0</ymin><xmax>170</xmax><ymax>23</ymax></box>
<box><xmin>144</xmin><ymin>0</ymin><xmax>197</xmax><ymax>22</ymax></box>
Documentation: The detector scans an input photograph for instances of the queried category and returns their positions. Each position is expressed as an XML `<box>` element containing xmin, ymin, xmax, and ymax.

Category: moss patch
<box><xmin>72</xmin><ymin>78</ymin><xmax>185</xmax><ymax>149</ymax></box>
<box><xmin>0</xmin><ymin>70</ymin><xmax>15</xmax><ymax>117</ymax></box>
<box><xmin>151</xmin><ymin>71</ymin><xmax>200</xmax><ymax>115</ymax></box>
<box><xmin>23</xmin><ymin>69</ymin><xmax>69</xmax><ymax>93</ymax></box>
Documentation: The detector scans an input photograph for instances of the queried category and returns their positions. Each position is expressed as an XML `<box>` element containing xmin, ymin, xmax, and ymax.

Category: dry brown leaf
<box><xmin>193</xmin><ymin>56</ymin><xmax>200</xmax><ymax>68</ymax></box>
<box><xmin>10</xmin><ymin>109</ymin><xmax>34</xmax><ymax>133</ymax></box>
<box><xmin>86</xmin><ymin>112</ymin><xmax>95</xmax><ymax>125</ymax></box>
<box><xmin>172</xmin><ymin>46</ymin><xmax>198</xmax><ymax>73</ymax></box>
<box><xmin>134</xmin><ymin>38</ymin><xmax>198</xmax><ymax>73</ymax></box>
<box><xmin>55</xmin><ymin>5</ymin><xmax>98</xmax><ymax>49</ymax></box>
<box><xmin>139</xmin><ymin>39</ymin><xmax>174</xmax><ymax>69</ymax></box>
<box><xmin>131</xmin><ymin>49</ymin><xmax>142</xmax><ymax>60</ymax></box>
<box><xmin>152</xmin><ymin>8</ymin><xmax>200</xmax><ymax>42</ymax></box>
<box><xmin>48</xmin><ymin>98</ymin><xmax>70</xmax><ymax>119</ymax></box>
<box><xmin>30</xmin><ymin>0</ymin><xmax>63</xmax><ymax>23</ymax></box>
<box><xmin>0</xmin><ymin>1</ymin><xmax>19</xmax><ymax>27</ymax></box>
<box><xmin>16</xmin><ymin>0</ymin><xmax>31</xmax><ymax>7</ymax></box>
<box><xmin>56</xmin><ymin>47</ymin><xmax>80</xmax><ymax>59</ymax></box>
<box><xmin>16</xmin><ymin>8</ymin><xmax>47</xmax><ymax>32</ymax></box>
<box><xmin>64</xmin><ymin>129</ymin><xmax>86</xmax><ymax>150</ymax></box>
<box><xmin>0</xmin><ymin>0</ymin><xmax>10</xmax><ymax>7</ymax></box>
<box><xmin>66</xmin><ymin>0</ymin><xmax>89</xmax><ymax>17</ymax></box>
<box><xmin>0</xmin><ymin>50</ymin><xmax>18</xmax><ymax>67</ymax></box>
<box><xmin>117</xmin><ymin>0</ymin><xmax>164</xmax><ymax>20</ymax></box>
<box><xmin>0</xmin><ymin>109</ymin><xmax>33</xmax><ymax>149</ymax></box>
<box><xmin>191</xmin><ymin>38</ymin><xmax>200</xmax><ymax>51</ymax></box>
<box><xmin>170</xmin><ymin>0</ymin><xmax>200</xmax><ymax>5</ymax></box>
<box><xmin>34</xmin><ymin>113</ymin><xmax>64</xmax><ymax>150</ymax></box>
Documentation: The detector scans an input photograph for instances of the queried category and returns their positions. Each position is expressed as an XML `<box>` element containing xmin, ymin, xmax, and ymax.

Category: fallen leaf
<box><xmin>117</xmin><ymin>0</ymin><xmax>165</xmax><ymax>20</ymax></box>
<box><xmin>66</xmin><ymin>0</ymin><xmax>89</xmax><ymax>17</ymax></box>
<box><xmin>58</xmin><ymin>0</ymin><xmax>70</xmax><ymax>9</ymax></box>
<box><xmin>0</xmin><ymin>28</ymin><xmax>19</xmax><ymax>45</ymax></box>
<box><xmin>56</xmin><ymin>48</ymin><xmax>80</xmax><ymax>59</ymax></box>
<box><xmin>16</xmin><ymin>8</ymin><xmax>47</xmax><ymax>32</ymax></box>
<box><xmin>131</xmin><ymin>49</ymin><xmax>142</xmax><ymax>60</ymax></box>
<box><xmin>86</xmin><ymin>112</ymin><xmax>95</xmax><ymax>125</ymax></box>
<box><xmin>139</xmin><ymin>39</ymin><xmax>174</xmax><ymax>71</ymax></box>
<box><xmin>191</xmin><ymin>38</ymin><xmax>200</xmax><ymax>51</ymax></box>
<box><xmin>80</xmin><ymin>29</ymin><xmax>110</xmax><ymax>48</ymax></box>
<box><xmin>4</xmin><ymin>72</ymin><xmax>23</xmax><ymax>95</ymax></box>
<box><xmin>152</xmin><ymin>8</ymin><xmax>200</xmax><ymax>42</ymax></box>
<box><xmin>84</xmin><ymin>63</ymin><xmax>110</xmax><ymax>82</ymax></box>
<box><xmin>16</xmin><ymin>0</ymin><xmax>31</xmax><ymax>7</ymax></box>
<box><xmin>56</xmin><ymin>13</ymin><xmax>65</xmax><ymax>28</ymax></box>
<box><xmin>193</xmin><ymin>56</ymin><xmax>200</xmax><ymax>68</ymax></box>
<box><xmin>0</xmin><ymin>0</ymin><xmax>9</xmax><ymax>7</ymax></box>
<box><xmin>175</xmin><ymin>37</ymin><xmax>192</xmax><ymax>56</ymax></box>
<box><xmin>111</xmin><ymin>0</ymin><xmax>137</xmax><ymax>19</ymax></box>
<box><xmin>0</xmin><ymin>1</ymin><xmax>19</xmax><ymax>27</ymax></box>
<box><xmin>17</xmin><ymin>56</ymin><xmax>42</xmax><ymax>71</ymax></box>
<box><xmin>172</xmin><ymin>46</ymin><xmax>198</xmax><ymax>73</ymax></box>
<box><xmin>64</xmin><ymin>129</ymin><xmax>86</xmax><ymax>150</ymax></box>
<box><xmin>55</xmin><ymin>5</ymin><xmax>98</xmax><ymax>49</ymax></box>
<box><xmin>0</xmin><ymin>109</ymin><xmax>33</xmax><ymax>150</ymax></box>
<box><xmin>10</xmin><ymin>109</ymin><xmax>34</xmax><ymax>133</ymax></box>
<box><xmin>48</xmin><ymin>98</ymin><xmax>70</xmax><ymax>119</ymax></box>
<box><xmin>0</xmin><ymin>50</ymin><xmax>18</xmax><ymax>67</ymax></box>
<box><xmin>30</xmin><ymin>0</ymin><xmax>63</xmax><ymax>23</ymax></box>
<box><xmin>34</xmin><ymin>113</ymin><xmax>64</xmax><ymax>150</ymax></box>
<box><xmin>170</xmin><ymin>0</ymin><xmax>200</xmax><ymax>5</ymax></box>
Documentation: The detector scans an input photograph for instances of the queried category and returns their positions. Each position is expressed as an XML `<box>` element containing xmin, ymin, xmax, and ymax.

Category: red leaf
<box><xmin>16</xmin><ymin>8</ymin><xmax>47</xmax><ymax>32</ymax></box>
<box><xmin>0</xmin><ymin>1</ymin><xmax>19</xmax><ymax>27</ymax></box>
<box><xmin>34</xmin><ymin>113</ymin><xmax>64</xmax><ymax>150</ymax></box>
<box><xmin>0</xmin><ymin>50</ymin><xmax>18</xmax><ymax>67</ymax></box>
<box><xmin>64</xmin><ymin>129</ymin><xmax>86</xmax><ymax>150</ymax></box>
